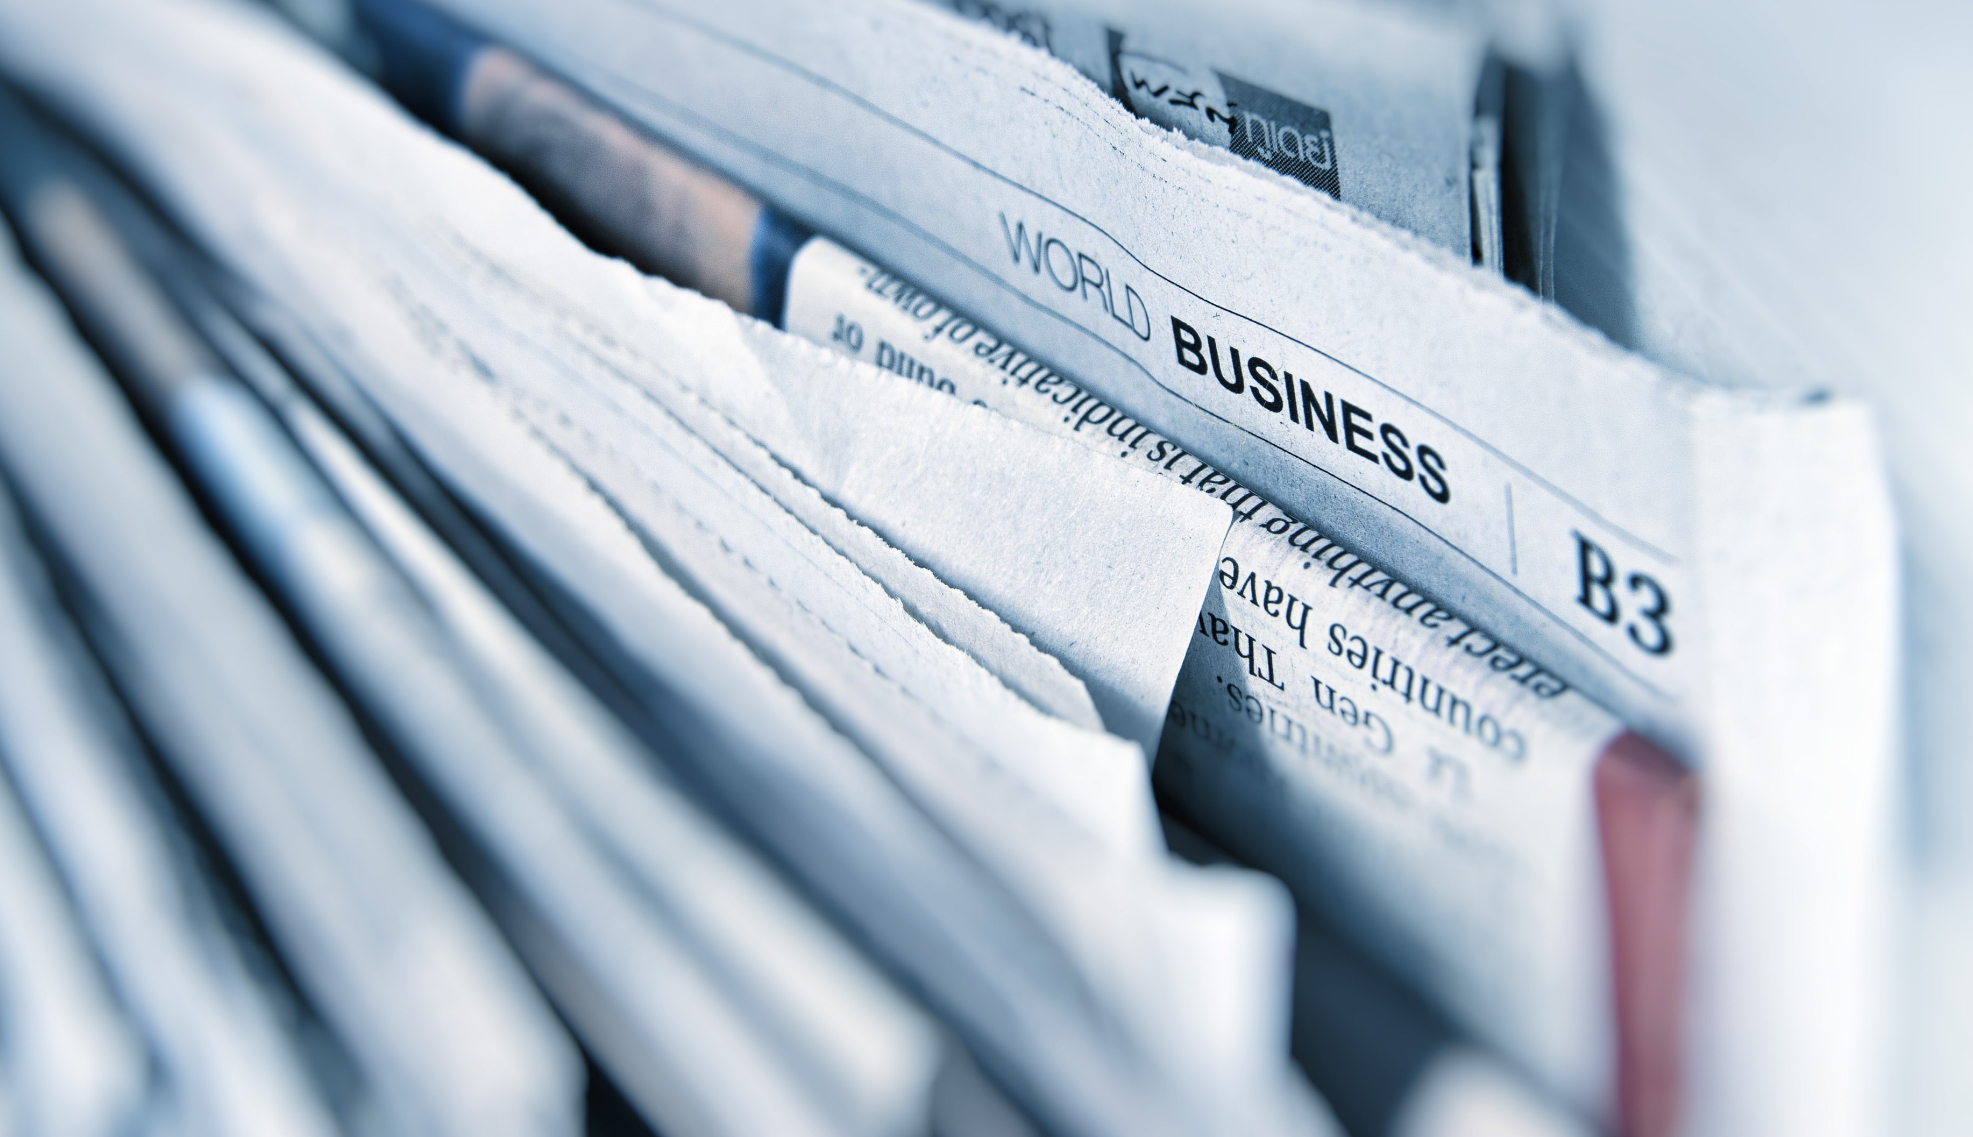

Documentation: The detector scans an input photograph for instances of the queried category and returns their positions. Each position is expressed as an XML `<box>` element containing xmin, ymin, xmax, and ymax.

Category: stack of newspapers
<box><xmin>0</xmin><ymin>0</ymin><xmax>1963</xmax><ymax>1134</ymax></box>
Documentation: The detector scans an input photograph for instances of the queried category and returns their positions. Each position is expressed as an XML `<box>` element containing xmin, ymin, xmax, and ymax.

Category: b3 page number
<box><xmin>1573</xmin><ymin>532</ymin><xmax>1673</xmax><ymax>657</ymax></box>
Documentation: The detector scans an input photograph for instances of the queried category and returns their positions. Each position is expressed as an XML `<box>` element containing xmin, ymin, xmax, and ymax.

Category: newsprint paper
<box><xmin>421</xmin><ymin>2</ymin><xmax>1902</xmax><ymax>1133</ymax></box>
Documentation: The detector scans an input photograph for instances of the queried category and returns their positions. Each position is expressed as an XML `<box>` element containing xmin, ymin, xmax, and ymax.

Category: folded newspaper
<box><xmin>0</xmin><ymin>0</ymin><xmax>1936</xmax><ymax>1134</ymax></box>
<box><xmin>383</xmin><ymin>0</ymin><xmax>1895</xmax><ymax>1132</ymax></box>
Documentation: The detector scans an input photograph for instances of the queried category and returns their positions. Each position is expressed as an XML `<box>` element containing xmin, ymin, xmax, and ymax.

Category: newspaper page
<box><xmin>0</xmin><ymin>179</ymin><xmax>586</xmax><ymax>1137</ymax></box>
<box><xmin>284</xmin><ymin>386</ymin><xmax>945</xmax><ymax>1136</ymax></box>
<box><xmin>204</xmin><ymin>291</ymin><xmax>947</xmax><ymax>1137</ymax></box>
<box><xmin>418</xmin><ymin>1</ymin><xmax>1901</xmax><ymax>1132</ymax></box>
<box><xmin>780</xmin><ymin>233</ymin><xmax>1645</xmax><ymax>1115</ymax></box>
<box><xmin>0</xmin><ymin>480</ymin><xmax>343</xmax><ymax>1137</ymax></box>
<box><xmin>0</xmin><ymin>4</ymin><xmax>1331</xmax><ymax>1133</ymax></box>
<box><xmin>0</xmin><ymin>674</ymin><xmax>148</xmax><ymax>1137</ymax></box>
<box><xmin>296</xmin><ymin>14</ymin><xmax>1641</xmax><ymax>1123</ymax></box>
<box><xmin>928</xmin><ymin>0</ymin><xmax>1485</xmax><ymax>255</ymax></box>
<box><xmin>670</xmin><ymin>312</ymin><xmax>1231</xmax><ymax>759</ymax></box>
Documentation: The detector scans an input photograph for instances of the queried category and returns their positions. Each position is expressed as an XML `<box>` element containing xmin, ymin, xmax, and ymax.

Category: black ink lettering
<box><xmin>1626</xmin><ymin>573</ymin><xmax>1674</xmax><ymax>655</ymax></box>
<box><xmin>1173</xmin><ymin>317</ymin><xmax>1207</xmax><ymax>374</ymax></box>
<box><xmin>1262</xmin><ymin>581</ymin><xmax>1284</xmax><ymax>617</ymax></box>
<box><xmin>1247</xmin><ymin>356</ymin><xmax>1283</xmax><ymax>412</ymax></box>
<box><xmin>1210</xmin><ymin>338</ymin><xmax>1245</xmax><ymax>394</ymax></box>
<box><xmin>1575</xmin><ymin>534</ymin><xmax>1619</xmax><ymax>624</ymax></box>
<box><xmin>1380</xmin><ymin>422</ymin><xmax>1415</xmax><ymax>480</ymax></box>
<box><xmin>1418</xmin><ymin>445</ymin><xmax>1450</xmax><ymax>503</ymax></box>
<box><xmin>1342</xmin><ymin>401</ymin><xmax>1379</xmax><ymax>462</ymax></box>
<box><xmin>1284</xmin><ymin>595</ymin><xmax>1311</xmax><ymax>648</ymax></box>
<box><xmin>1303</xmin><ymin>382</ymin><xmax>1337</xmax><ymax>442</ymax></box>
